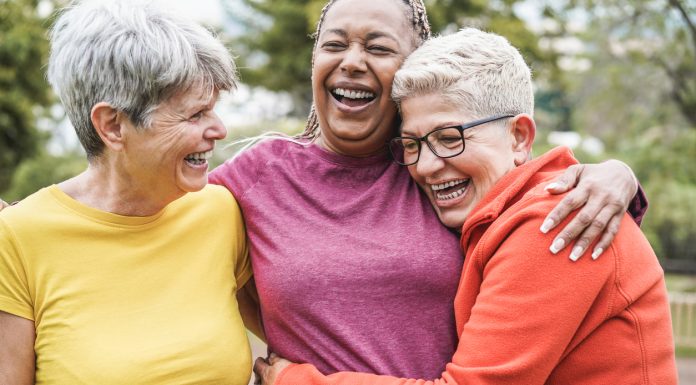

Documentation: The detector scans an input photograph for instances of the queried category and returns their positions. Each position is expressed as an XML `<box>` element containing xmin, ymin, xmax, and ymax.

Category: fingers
<box><xmin>567</xmin><ymin>204</ymin><xmax>623</xmax><ymax>261</ymax></box>
<box><xmin>541</xmin><ymin>186</ymin><xmax>589</xmax><ymax>235</ymax></box>
<box><xmin>548</xmin><ymin>194</ymin><xmax>599</xmax><ymax>257</ymax></box>
<box><xmin>591</xmin><ymin>214</ymin><xmax>622</xmax><ymax>260</ymax></box>
<box><xmin>544</xmin><ymin>164</ymin><xmax>584</xmax><ymax>194</ymax></box>
<box><xmin>253</xmin><ymin>357</ymin><xmax>268</xmax><ymax>385</ymax></box>
<box><xmin>252</xmin><ymin>354</ymin><xmax>288</xmax><ymax>385</ymax></box>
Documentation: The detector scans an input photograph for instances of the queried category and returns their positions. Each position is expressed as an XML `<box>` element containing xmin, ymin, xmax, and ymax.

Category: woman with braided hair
<box><xmin>209</xmin><ymin>0</ymin><xmax>647</xmax><ymax>379</ymax></box>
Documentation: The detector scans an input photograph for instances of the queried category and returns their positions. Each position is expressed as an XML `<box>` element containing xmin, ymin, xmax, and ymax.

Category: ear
<box><xmin>91</xmin><ymin>102</ymin><xmax>125</xmax><ymax>152</ymax></box>
<box><xmin>509</xmin><ymin>113</ymin><xmax>536</xmax><ymax>166</ymax></box>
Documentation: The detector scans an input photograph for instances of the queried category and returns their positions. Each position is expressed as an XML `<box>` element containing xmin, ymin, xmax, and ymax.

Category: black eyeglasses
<box><xmin>388</xmin><ymin>114</ymin><xmax>514</xmax><ymax>166</ymax></box>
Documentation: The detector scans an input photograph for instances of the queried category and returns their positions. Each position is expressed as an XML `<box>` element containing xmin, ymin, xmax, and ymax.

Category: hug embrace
<box><xmin>0</xmin><ymin>0</ymin><xmax>676</xmax><ymax>384</ymax></box>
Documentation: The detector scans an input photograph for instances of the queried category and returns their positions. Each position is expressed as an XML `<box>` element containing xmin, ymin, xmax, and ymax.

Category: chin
<box><xmin>441</xmin><ymin>217</ymin><xmax>465</xmax><ymax>231</ymax></box>
<box><xmin>178</xmin><ymin>178</ymin><xmax>208</xmax><ymax>193</ymax></box>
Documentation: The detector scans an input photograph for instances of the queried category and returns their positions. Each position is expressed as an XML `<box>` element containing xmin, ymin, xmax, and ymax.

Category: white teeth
<box><xmin>431</xmin><ymin>179</ymin><xmax>468</xmax><ymax>191</ymax></box>
<box><xmin>430</xmin><ymin>179</ymin><xmax>470</xmax><ymax>201</ymax></box>
<box><xmin>333</xmin><ymin>88</ymin><xmax>375</xmax><ymax>99</ymax></box>
<box><xmin>436</xmin><ymin>187</ymin><xmax>467</xmax><ymax>200</ymax></box>
<box><xmin>185</xmin><ymin>150</ymin><xmax>213</xmax><ymax>161</ymax></box>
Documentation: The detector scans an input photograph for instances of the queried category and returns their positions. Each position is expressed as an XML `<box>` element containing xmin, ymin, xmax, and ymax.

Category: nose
<box><xmin>414</xmin><ymin>143</ymin><xmax>445</xmax><ymax>178</ymax></box>
<box><xmin>205</xmin><ymin>110</ymin><xmax>227</xmax><ymax>141</ymax></box>
<box><xmin>340</xmin><ymin>43</ymin><xmax>367</xmax><ymax>75</ymax></box>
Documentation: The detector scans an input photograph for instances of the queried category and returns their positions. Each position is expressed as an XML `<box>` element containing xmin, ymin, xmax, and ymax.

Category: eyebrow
<box><xmin>322</xmin><ymin>29</ymin><xmax>399</xmax><ymax>43</ymax></box>
<box><xmin>400</xmin><ymin>122</ymin><xmax>463</xmax><ymax>137</ymax></box>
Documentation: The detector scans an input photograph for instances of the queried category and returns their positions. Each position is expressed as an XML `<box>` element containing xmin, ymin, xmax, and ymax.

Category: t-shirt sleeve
<box><xmin>209</xmin><ymin>140</ymin><xmax>270</xmax><ymax>201</ymax></box>
<box><xmin>228</xmin><ymin>196</ymin><xmax>252</xmax><ymax>289</ymax></box>
<box><xmin>0</xmin><ymin>219</ymin><xmax>34</xmax><ymax>320</ymax></box>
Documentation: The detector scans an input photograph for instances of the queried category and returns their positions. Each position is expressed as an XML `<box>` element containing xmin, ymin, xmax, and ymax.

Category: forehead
<box><xmin>401</xmin><ymin>94</ymin><xmax>470</xmax><ymax>133</ymax></box>
<box><xmin>321</xmin><ymin>0</ymin><xmax>412</xmax><ymax>40</ymax></box>
<box><xmin>159</xmin><ymin>83</ymin><xmax>216</xmax><ymax>114</ymax></box>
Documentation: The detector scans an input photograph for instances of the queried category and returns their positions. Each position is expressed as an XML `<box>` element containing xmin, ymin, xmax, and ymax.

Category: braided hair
<box><xmin>298</xmin><ymin>0</ymin><xmax>432</xmax><ymax>140</ymax></box>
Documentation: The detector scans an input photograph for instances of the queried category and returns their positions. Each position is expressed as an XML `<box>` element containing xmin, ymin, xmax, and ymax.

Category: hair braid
<box><xmin>298</xmin><ymin>0</ymin><xmax>432</xmax><ymax>140</ymax></box>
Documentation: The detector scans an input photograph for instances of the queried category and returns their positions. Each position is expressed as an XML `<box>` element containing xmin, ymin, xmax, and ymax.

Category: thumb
<box><xmin>253</xmin><ymin>357</ymin><xmax>269</xmax><ymax>377</ymax></box>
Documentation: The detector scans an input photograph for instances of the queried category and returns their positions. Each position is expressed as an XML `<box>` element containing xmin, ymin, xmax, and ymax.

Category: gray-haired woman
<box><xmin>0</xmin><ymin>1</ymin><xmax>251</xmax><ymax>384</ymax></box>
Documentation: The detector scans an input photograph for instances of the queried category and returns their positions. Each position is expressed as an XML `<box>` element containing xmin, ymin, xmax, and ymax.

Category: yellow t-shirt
<box><xmin>0</xmin><ymin>184</ymin><xmax>252</xmax><ymax>384</ymax></box>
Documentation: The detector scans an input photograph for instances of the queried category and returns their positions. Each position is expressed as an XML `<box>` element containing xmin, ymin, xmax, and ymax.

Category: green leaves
<box><xmin>0</xmin><ymin>0</ymin><xmax>52</xmax><ymax>193</ymax></box>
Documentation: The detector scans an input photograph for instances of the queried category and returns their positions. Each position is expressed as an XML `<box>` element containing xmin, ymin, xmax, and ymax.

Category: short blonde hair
<box><xmin>392</xmin><ymin>28</ymin><xmax>533</xmax><ymax>119</ymax></box>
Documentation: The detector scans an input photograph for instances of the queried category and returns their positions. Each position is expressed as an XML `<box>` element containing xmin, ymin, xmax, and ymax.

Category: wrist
<box><xmin>608</xmin><ymin>159</ymin><xmax>638</xmax><ymax>192</ymax></box>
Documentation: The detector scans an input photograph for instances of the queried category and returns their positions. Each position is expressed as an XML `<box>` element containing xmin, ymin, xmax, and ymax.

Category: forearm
<box><xmin>0</xmin><ymin>311</ymin><xmax>35</xmax><ymax>385</ymax></box>
<box><xmin>237</xmin><ymin>279</ymin><xmax>266</xmax><ymax>341</ymax></box>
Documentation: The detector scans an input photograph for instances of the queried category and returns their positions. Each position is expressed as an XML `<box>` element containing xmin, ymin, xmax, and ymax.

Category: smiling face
<box><xmin>122</xmin><ymin>84</ymin><xmax>227</xmax><ymax>202</ymax></box>
<box><xmin>312</xmin><ymin>0</ymin><xmax>417</xmax><ymax>157</ymax></box>
<box><xmin>401</xmin><ymin>93</ymin><xmax>532</xmax><ymax>230</ymax></box>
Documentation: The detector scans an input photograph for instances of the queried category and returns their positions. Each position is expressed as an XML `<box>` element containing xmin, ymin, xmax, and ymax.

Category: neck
<box><xmin>315</xmin><ymin>135</ymin><xmax>389</xmax><ymax>158</ymax></box>
<box><xmin>59</xmin><ymin>162</ymin><xmax>182</xmax><ymax>217</ymax></box>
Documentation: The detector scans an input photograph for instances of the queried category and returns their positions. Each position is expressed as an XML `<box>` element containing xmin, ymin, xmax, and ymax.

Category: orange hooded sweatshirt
<box><xmin>275</xmin><ymin>147</ymin><xmax>677</xmax><ymax>385</ymax></box>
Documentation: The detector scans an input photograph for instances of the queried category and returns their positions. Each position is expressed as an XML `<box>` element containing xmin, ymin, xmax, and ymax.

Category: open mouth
<box><xmin>184</xmin><ymin>150</ymin><xmax>213</xmax><ymax>167</ymax></box>
<box><xmin>331</xmin><ymin>87</ymin><xmax>376</xmax><ymax>108</ymax></box>
<box><xmin>430</xmin><ymin>179</ymin><xmax>470</xmax><ymax>201</ymax></box>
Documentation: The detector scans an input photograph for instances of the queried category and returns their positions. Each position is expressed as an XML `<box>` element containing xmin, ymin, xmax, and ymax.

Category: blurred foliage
<box><xmin>545</xmin><ymin>0</ymin><xmax>696</xmax><ymax>261</ymax></box>
<box><xmin>0</xmin><ymin>0</ymin><xmax>53</xmax><ymax>193</ymax></box>
<box><xmin>222</xmin><ymin>0</ymin><xmax>568</xmax><ymax>121</ymax></box>
<box><xmin>4</xmin><ymin>0</ymin><xmax>696</xmax><ymax>264</ymax></box>
<box><xmin>4</xmin><ymin>151</ymin><xmax>86</xmax><ymax>202</ymax></box>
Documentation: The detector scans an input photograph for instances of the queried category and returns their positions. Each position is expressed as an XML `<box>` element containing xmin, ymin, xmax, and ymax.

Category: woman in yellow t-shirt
<box><xmin>0</xmin><ymin>1</ymin><xmax>251</xmax><ymax>384</ymax></box>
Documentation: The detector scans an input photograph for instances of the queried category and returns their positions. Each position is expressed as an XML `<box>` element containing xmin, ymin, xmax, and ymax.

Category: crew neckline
<box><xmin>47</xmin><ymin>185</ymin><xmax>168</xmax><ymax>227</ymax></box>
<box><xmin>306</xmin><ymin>142</ymin><xmax>391</xmax><ymax>168</ymax></box>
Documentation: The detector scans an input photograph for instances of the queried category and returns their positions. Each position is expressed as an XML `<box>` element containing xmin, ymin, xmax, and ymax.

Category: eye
<box><xmin>321</xmin><ymin>41</ymin><xmax>346</xmax><ymax>51</ymax></box>
<box><xmin>367</xmin><ymin>45</ymin><xmax>393</xmax><ymax>54</ymax></box>
<box><xmin>189</xmin><ymin>110</ymin><xmax>205</xmax><ymax>122</ymax></box>
<box><xmin>399</xmin><ymin>139</ymin><xmax>419</xmax><ymax>153</ymax></box>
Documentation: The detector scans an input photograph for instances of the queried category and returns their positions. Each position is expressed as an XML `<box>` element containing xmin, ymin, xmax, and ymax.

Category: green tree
<box><xmin>0</xmin><ymin>0</ymin><xmax>53</xmax><ymax>193</ymax></box>
<box><xmin>546</xmin><ymin>0</ymin><xmax>696</xmax><ymax>262</ymax></box>
<box><xmin>551</xmin><ymin>0</ymin><xmax>696</xmax><ymax>128</ymax></box>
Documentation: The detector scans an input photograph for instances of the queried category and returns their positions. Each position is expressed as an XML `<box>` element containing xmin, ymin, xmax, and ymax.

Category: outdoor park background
<box><xmin>1</xmin><ymin>0</ymin><xmax>695</xmax><ymax>382</ymax></box>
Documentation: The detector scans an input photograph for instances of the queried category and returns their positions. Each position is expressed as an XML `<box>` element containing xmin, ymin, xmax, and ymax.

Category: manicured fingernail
<box><xmin>592</xmin><ymin>248</ymin><xmax>604</xmax><ymax>260</ymax></box>
<box><xmin>545</xmin><ymin>182</ymin><xmax>560</xmax><ymax>191</ymax></box>
<box><xmin>550</xmin><ymin>238</ymin><xmax>565</xmax><ymax>254</ymax></box>
<box><xmin>569</xmin><ymin>246</ymin><xmax>583</xmax><ymax>261</ymax></box>
<box><xmin>540</xmin><ymin>219</ymin><xmax>554</xmax><ymax>233</ymax></box>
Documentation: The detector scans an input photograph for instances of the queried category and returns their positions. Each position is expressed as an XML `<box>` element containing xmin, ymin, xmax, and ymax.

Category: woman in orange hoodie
<box><xmin>256</xmin><ymin>27</ymin><xmax>677</xmax><ymax>385</ymax></box>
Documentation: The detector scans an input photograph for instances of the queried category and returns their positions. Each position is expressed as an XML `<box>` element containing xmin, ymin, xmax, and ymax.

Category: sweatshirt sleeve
<box><xmin>627</xmin><ymin>183</ymin><xmax>648</xmax><ymax>226</ymax></box>
<box><xmin>275</xmin><ymin>203</ymin><xmax>618</xmax><ymax>385</ymax></box>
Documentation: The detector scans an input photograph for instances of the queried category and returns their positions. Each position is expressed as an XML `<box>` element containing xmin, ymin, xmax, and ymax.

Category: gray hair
<box><xmin>48</xmin><ymin>0</ymin><xmax>238</xmax><ymax>158</ymax></box>
<box><xmin>392</xmin><ymin>28</ymin><xmax>533</xmax><ymax>120</ymax></box>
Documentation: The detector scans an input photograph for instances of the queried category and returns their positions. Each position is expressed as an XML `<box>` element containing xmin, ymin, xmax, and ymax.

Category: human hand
<box><xmin>253</xmin><ymin>353</ymin><xmax>293</xmax><ymax>385</ymax></box>
<box><xmin>541</xmin><ymin>159</ymin><xmax>638</xmax><ymax>261</ymax></box>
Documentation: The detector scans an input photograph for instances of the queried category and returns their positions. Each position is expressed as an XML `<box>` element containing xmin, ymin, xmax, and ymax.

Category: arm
<box><xmin>0</xmin><ymin>311</ymin><xmax>35</xmax><ymax>385</ymax></box>
<box><xmin>257</xmin><ymin>214</ymin><xmax>614</xmax><ymax>385</ymax></box>
<box><xmin>542</xmin><ymin>159</ymin><xmax>643</xmax><ymax>260</ymax></box>
<box><xmin>237</xmin><ymin>278</ymin><xmax>266</xmax><ymax>341</ymax></box>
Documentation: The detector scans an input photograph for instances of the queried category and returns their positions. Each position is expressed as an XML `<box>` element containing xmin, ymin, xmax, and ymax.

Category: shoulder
<box><xmin>209</xmin><ymin>138</ymin><xmax>300</xmax><ymax>188</ymax></box>
<box><xmin>0</xmin><ymin>187</ymin><xmax>58</xmax><ymax>227</ymax></box>
<box><xmin>181</xmin><ymin>185</ymin><xmax>240</xmax><ymax>213</ymax></box>
<box><xmin>213</xmin><ymin>138</ymin><xmax>296</xmax><ymax>174</ymax></box>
